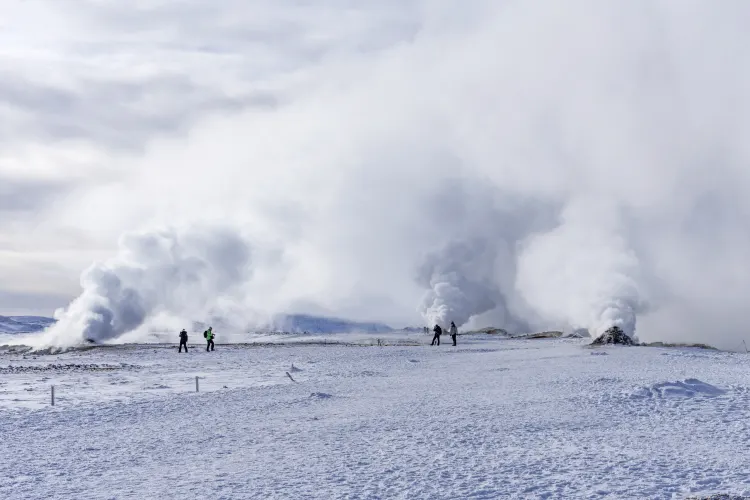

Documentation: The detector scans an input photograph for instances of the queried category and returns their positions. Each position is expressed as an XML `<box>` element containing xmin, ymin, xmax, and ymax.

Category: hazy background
<box><xmin>3</xmin><ymin>0</ymin><xmax>750</xmax><ymax>349</ymax></box>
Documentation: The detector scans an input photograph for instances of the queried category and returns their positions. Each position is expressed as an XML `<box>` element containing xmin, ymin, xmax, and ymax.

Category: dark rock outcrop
<box><xmin>591</xmin><ymin>326</ymin><xmax>637</xmax><ymax>346</ymax></box>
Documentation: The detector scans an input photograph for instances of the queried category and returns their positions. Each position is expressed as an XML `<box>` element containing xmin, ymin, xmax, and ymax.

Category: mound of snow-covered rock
<box><xmin>467</xmin><ymin>327</ymin><xmax>511</xmax><ymax>336</ymax></box>
<box><xmin>591</xmin><ymin>326</ymin><xmax>637</xmax><ymax>346</ymax></box>
<box><xmin>631</xmin><ymin>378</ymin><xmax>726</xmax><ymax>399</ymax></box>
<box><xmin>565</xmin><ymin>328</ymin><xmax>591</xmax><ymax>338</ymax></box>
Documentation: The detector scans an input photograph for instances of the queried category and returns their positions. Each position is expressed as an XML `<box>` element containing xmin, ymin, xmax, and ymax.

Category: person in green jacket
<box><xmin>204</xmin><ymin>326</ymin><xmax>215</xmax><ymax>352</ymax></box>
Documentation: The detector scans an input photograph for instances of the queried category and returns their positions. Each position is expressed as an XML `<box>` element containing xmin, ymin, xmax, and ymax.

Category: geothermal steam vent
<box><xmin>591</xmin><ymin>326</ymin><xmax>637</xmax><ymax>346</ymax></box>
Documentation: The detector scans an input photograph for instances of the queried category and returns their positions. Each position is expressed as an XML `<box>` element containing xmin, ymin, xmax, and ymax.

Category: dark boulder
<box><xmin>591</xmin><ymin>326</ymin><xmax>637</xmax><ymax>346</ymax></box>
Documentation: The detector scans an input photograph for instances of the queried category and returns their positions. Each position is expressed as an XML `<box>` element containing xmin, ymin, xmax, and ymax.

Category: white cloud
<box><xmin>5</xmin><ymin>1</ymin><xmax>750</xmax><ymax>348</ymax></box>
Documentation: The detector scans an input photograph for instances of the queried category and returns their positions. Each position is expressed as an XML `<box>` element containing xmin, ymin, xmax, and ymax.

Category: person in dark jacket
<box><xmin>204</xmin><ymin>326</ymin><xmax>215</xmax><ymax>351</ymax></box>
<box><xmin>178</xmin><ymin>329</ymin><xmax>189</xmax><ymax>352</ymax></box>
<box><xmin>431</xmin><ymin>324</ymin><xmax>442</xmax><ymax>346</ymax></box>
<box><xmin>449</xmin><ymin>321</ymin><xmax>458</xmax><ymax>346</ymax></box>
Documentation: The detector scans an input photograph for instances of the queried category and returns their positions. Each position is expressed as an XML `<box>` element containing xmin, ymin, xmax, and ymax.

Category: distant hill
<box><xmin>261</xmin><ymin>314</ymin><xmax>393</xmax><ymax>334</ymax></box>
<box><xmin>0</xmin><ymin>316</ymin><xmax>56</xmax><ymax>334</ymax></box>
<box><xmin>400</xmin><ymin>326</ymin><xmax>428</xmax><ymax>333</ymax></box>
<box><xmin>0</xmin><ymin>314</ymin><xmax>393</xmax><ymax>335</ymax></box>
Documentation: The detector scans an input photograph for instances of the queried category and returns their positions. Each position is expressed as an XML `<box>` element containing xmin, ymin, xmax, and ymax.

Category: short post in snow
<box><xmin>51</xmin><ymin>385</ymin><xmax>55</xmax><ymax>406</ymax></box>
<box><xmin>195</xmin><ymin>376</ymin><xmax>199</xmax><ymax>392</ymax></box>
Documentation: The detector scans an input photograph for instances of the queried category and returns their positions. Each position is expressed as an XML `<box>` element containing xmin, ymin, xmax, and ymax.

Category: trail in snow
<box><xmin>1</xmin><ymin>336</ymin><xmax>749</xmax><ymax>499</ymax></box>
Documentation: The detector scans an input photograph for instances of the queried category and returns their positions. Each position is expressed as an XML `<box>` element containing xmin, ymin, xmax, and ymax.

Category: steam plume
<box><xmin>416</xmin><ymin>238</ymin><xmax>501</xmax><ymax>328</ymax></box>
<box><xmin>39</xmin><ymin>226</ymin><xmax>252</xmax><ymax>346</ymax></box>
<box><xmin>10</xmin><ymin>2</ymin><xmax>750</xmax><ymax>350</ymax></box>
<box><xmin>515</xmin><ymin>201</ymin><xmax>647</xmax><ymax>338</ymax></box>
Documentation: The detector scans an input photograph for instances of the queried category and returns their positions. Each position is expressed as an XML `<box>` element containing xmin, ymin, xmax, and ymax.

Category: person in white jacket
<box><xmin>449</xmin><ymin>321</ymin><xmax>458</xmax><ymax>346</ymax></box>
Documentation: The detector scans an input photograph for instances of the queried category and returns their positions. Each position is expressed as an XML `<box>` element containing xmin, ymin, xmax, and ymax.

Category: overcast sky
<box><xmin>4</xmin><ymin>1</ymin><xmax>750</xmax><ymax>349</ymax></box>
<box><xmin>0</xmin><ymin>0</ymin><xmax>425</xmax><ymax>316</ymax></box>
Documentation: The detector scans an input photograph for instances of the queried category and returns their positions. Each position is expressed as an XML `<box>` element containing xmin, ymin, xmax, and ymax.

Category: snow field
<box><xmin>0</xmin><ymin>344</ymin><xmax>298</xmax><ymax>410</ymax></box>
<box><xmin>1</xmin><ymin>337</ymin><xmax>750</xmax><ymax>499</ymax></box>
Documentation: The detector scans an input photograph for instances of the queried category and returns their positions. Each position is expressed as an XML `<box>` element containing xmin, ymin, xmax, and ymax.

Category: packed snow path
<box><xmin>2</xmin><ymin>337</ymin><xmax>750</xmax><ymax>499</ymax></box>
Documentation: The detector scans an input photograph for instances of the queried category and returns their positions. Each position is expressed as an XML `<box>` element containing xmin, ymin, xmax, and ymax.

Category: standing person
<box><xmin>431</xmin><ymin>324</ymin><xmax>442</xmax><ymax>346</ymax></box>
<box><xmin>178</xmin><ymin>329</ymin><xmax>189</xmax><ymax>353</ymax></box>
<box><xmin>449</xmin><ymin>321</ymin><xmax>458</xmax><ymax>346</ymax></box>
<box><xmin>204</xmin><ymin>326</ymin><xmax>215</xmax><ymax>352</ymax></box>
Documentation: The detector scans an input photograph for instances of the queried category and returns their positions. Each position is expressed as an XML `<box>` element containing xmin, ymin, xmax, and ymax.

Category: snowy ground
<box><xmin>1</xmin><ymin>334</ymin><xmax>749</xmax><ymax>499</ymax></box>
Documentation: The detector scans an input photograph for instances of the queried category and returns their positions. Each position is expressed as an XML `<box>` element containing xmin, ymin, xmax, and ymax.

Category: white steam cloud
<box><xmin>37</xmin><ymin>227</ymin><xmax>254</xmax><ymax>346</ymax></box>
<box><xmin>516</xmin><ymin>201</ymin><xmax>648</xmax><ymax>338</ymax></box>
<box><xmin>416</xmin><ymin>238</ymin><xmax>502</xmax><ymax>329</ymax></box>
<box><xmin>9</xmin><ymin>1</ymin><xmax>750</xmax><ymax>350</ymax></box>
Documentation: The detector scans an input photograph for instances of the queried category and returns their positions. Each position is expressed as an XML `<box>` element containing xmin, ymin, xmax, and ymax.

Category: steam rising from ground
<box><xmin>38</xmin><ymin>227</ymin><xmax>253</xmax><ymax>346</ymax></box>
<box><xmin>417</xmin><ymin>239</ymin><xmax>502</xmax><ymax>329</ymax></box>
<box><xmin>516</xmin><ymin>201</ymin><xmax>648</xmax><ymax>338</ymax></box>
<box><xmin>10</xmin><ymin>1</ymin><xmax>750</xmax><ymax>349</ymax></box>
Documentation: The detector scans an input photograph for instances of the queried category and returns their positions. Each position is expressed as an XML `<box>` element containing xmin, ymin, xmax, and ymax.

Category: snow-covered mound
<box><xmin>466</xmin><ymin>327</ymin><xmax>511</xmax><ymax>336</ymax></box>
<box><xmin>0</xmin><ymin>316</ymin><xmax>55</xmax><ymax>334</ymax></box>
<box><xmin>261</xmin><ymin>314</ymin><xmax>392</xmax><ymax>334</ymax></box>
<box><xmin>631</xmin><ymin>378</ymin><xmax>727</xmax><ymax>399</ymax></box>
<box><xmin>591</xmin><ymin>326</ymin><xmax>637</xmax><ymax>346</ymax></box>
<box><xmin>565</xmin><ymin>328</ymin><xmax>591</xmax><ymax>338</ymax></box>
